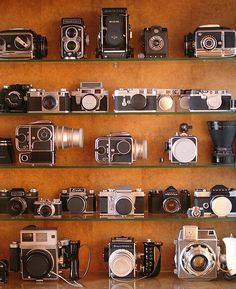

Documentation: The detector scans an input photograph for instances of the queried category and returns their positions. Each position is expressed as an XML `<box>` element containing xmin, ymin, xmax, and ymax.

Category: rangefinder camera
<box><xmin>33</xmin><ymin>198</ymin><xmax>62</xmax><ymax>218</ymax></box>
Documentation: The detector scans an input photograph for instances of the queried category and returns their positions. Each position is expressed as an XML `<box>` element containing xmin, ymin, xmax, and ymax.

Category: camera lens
<box><xmin>133</xmin><ymin>139</ymin><xmax>148</xmax><ymax>160</ymax></box>
<box><xmin>130</xmin><ymin>94</ymin><xmax>147</xmax><ymax>110</ymax></box>
<box><xmin>158</xmin><ymin>95</ymin><xmax>173</xmax><ymax>111</ymax></box>
<box><xmin>109</xmin><ymin>249</ymin><xmax>135</xmax><ymax>277</ymax></box>
<box><xmin>149</xmin><ymin>35</ymin><xmax>164</xmax><ymax>51</ymax></box>
<box><xmin>42</xmin><ymin>95</ymin><xmax>57</xmax><ymax>110</ymax></box>
<box><xmin>39</xmin><ymin>204</ymin><xmax>54</xmax><ymax>217</ymax></box>
<box><xmin>191</xmin><ymin>255</ymin><xmax>208</xmax><ymax>272</ymax></box>
<box><xmin>66</xmin><ymin>41</ymin><xmax>78</xmax><ymax>52</ymax></box>
<box><xmin>55</xmin><ymin>126</ymin><xmax>84</xmax><ymax>149</ymax></box>
<box><xmin>163</xmin><ymin>198</ymin><xmax>180</xmax><ymax>213</ymax></box>
<box><xmin>37</xmin><ymin>127</ymin><xmax>52</xmax><ymax>142</ymax></box>
<box><xmin>34</xmin><ymin>35</ymin><xmax>48</xmax><ymax>59</ymax></box>
<box><xmin>8</xmin><ymin>197</ymin><xmax>27</xmax><ymax>216</ymax></box>
<box><xmin>172</xmin><ymin>138</ymin><xmax>197</xmax><ymax>163</ymax></box>
<box><xmin>66</xmin><ymin>27</ymin><xmax>78</xmax><ymax>38</ymax></box>
<box><xmin>5</xmin><ymin>91</ymin><xmax>23</xmax><ymax>108</ymax></box>
<box><xmin>81</xmin><ymin>94</ymin><xmax>99</xmax><ymax>111</ymax></box>
<box><xmin>201</xmin><ymin>35</ymin><xmax>217</xmax><ymax>51</ymax></box>
<box><xmin>115</xmin><ymin>197</ymin><xmax>133</xmax><ymax>215</ymax></box>
<box><xmin>67</xmin><ymin>196</ymin><xmax>86</xmax><ymax>214</ymax></box>
<box><xmin>117</xmin><ymin>140</ymin><xmax>131</xmax><ymax>155</ymax></box>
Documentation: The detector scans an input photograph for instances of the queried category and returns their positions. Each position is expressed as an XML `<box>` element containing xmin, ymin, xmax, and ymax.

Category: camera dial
<box><xmin>37</xmin><ymin>127</ymin><xmax>52</xmax><ymax>142</ymax></box>
<box><xmin>66</xmin><ymin>27</ymin><xmax>78</xmax><ymax>38</ymax></box>
<box><xmin>14</xmin><ymin>35</ymin><xmax>31</xmax><ymax>50</ymax></box>
<box><xmin>163</xmin><ymin>197</ymin><xmax>180</xmax><ymax>213</ymax></box>
<box><xmin>200</xmin><ymin>35</ymin><xmax>217</xmax><ymax>51</ymax></box>
<box><xmin>5</xmin><ymin>91</ymin><xmax>24</xmax><ymax>108</ymax></box>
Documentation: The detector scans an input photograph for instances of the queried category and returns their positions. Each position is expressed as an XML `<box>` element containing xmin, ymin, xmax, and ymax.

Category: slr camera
<box><xmin>143</xmin><ymin>26</ymin><xmax>168</xmax><ymax>58</ymax></box>
<box><xmin>60</xmin><ymin>187</ymin><xmax>96</xmax><ymax>214</ymax></box>
<box><xmin>95</xmin><ymin>132</ymin><xmax>147</xmax><ymax>165</ymax></box>
<box><xmin>0</xmin><ymin>138</ymin><xmax>15</xmax><ymax>164</ymax></box>
<box><xmin>15</xmin><ymin>120</ymin><xmax>84</xmax><ymax>166</ymax></box>
<box><xmin>0</xmin><ymin>84</ymin><xmax>32</xmax><ymax>113</ymax></box>
<box><xmin>185</xmin><ymin>25</ymin><xmax>236</xmax><ymax>58</ymax></box>
<box><xmin>174</xmin><ymin>225</ymin><xmax>220</xmax><ymax>280</ymax></box>
<box><xmin>61</xmin><ymin>18</ymin><xmax>89</xmax><ymax>59</ymax></box>
<box><xmin>0</xmin><ymin>188</ymin><xmax>38</xmax><ymax>216</ymax></box>
<box><xmin>0</xmin><ymin>259</ymin><xmax>8</xmax><ymax>283</ymax></box>
<box><xmin>113</xmin><ymin>88</ymin><xmax>157</xmax><ymax>112</ymax></box>
<box><xmin>71</xmin><ymin>82</ymin><xmax>108</xmax><ymax>112</ymax></box>
<box><xmin>156</xmin><ymin>89</ymin><xmax>180</xmax><ymax>112</ymax></box>
<box><xmin>99</xmin><ymin>187</ymin><xmax>144</xmax><ymax>216</ymax></box>
<box><xmin>148</xmin><ymin>186</ymin><xmax>190</xmax><ymax>214</ymax></box>
<box><xmin>165</xmin><ymin>123</ymin><xmax>198</xmax><ymax>164</ymax></box>
<box><xmin>33</xmin><ymin>199</ymin><xmax>62</xmax><ymax>218</ymax></box>
<box><xmin>96</xmin><ymin>8</ymin><xmax>134</xmax><ymax>59</ymax></box>
<box><xmin>0</xmin><ymin>28</ymin><xmax>47</xmax><ymax>59</ymax></box>
<box><xmin>27</xmin><ymin>88</ymin><xmax>70</xmax><ymax>113</ymax></box>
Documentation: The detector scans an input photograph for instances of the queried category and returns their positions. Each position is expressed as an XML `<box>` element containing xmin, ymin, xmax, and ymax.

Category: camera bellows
<box><xmin>55</xmin><ymin>126</ymin><xmax>84</xmax><ymax>149</ymax></box>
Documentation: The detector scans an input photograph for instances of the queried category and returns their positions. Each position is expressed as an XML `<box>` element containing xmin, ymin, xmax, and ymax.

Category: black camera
<box><xmin>61</xmin><ymin>18</ymin><xmax>89</xmax><ymax>59</ymax></box>
<box><xmin>96</xmin><ymin>8</ymin><xmax>134</xmax><ymax>58</ymax></box>
<box><xmin>60</xmin><ymin>187</ymin><xmax>96</xmax><ymax>214</ymax></box>
<box><xmin>148</xmin><ymin>186</ymin><xmax>190</xmax><ymax>214</ymax></box>
<box><xmin>0</xmin><ymin>84</ymin><xmax>32</xmax><ymax>113</ymax></box>
<box><xmin>143</xmin><ymin>26</ymin><xmax>168</xmax><ymax>58</ymax></box>
<box><xmin>0</xmin><ymin>28</ymin><xmax>47</xmax><ymax>59</ymax></box>
<box><xmin>0</xmin><ymin>259</ymin><xmax>8</xmax><ymax>283</ymax></box>
<box><xmin>0</xmin><ymin>138</ymin><xmax>15</xmax><ymax>164</ymax></box>
<box><xmin>33</xmin><ymin>199</ymin><xmax>62</xmax><ymax>218</ymax></box>
<box><xmin>0</xmin><ymin>188</ymin><xmax>38</xmax><ymax>216</ymax></box>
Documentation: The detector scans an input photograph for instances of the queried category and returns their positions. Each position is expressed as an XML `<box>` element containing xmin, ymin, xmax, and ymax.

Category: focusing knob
<box><xmin>179</xmin><ymin>123</ymin><xmax>192</xmax><ymax>133</ymax></box>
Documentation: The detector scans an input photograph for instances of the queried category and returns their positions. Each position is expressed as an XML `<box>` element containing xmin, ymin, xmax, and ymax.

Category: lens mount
<box><xmin>37</xmin><ymin>127</ymin><xmax>52</xmax><ymax>142</ymax></box>
<box><xmin>55</xmin><ymin>126</ymin><xmax>84</xmax><ymax>149</ymax></box>
<box><xmin>201</xmin><ymin>35</ymin><xmax>217</xmax><ymax>51</ymax></box>
<box><xmin>158</xmin><ymin>95</ymin><xmax>173</xmax><ymax>111</ymax></box>
<box><xmin>117</xmin><ymin>140</ymin><xmax>131</xmax><ymax>155</ymax></box>
<box><xmin>65</xmin><ymin>27</ymin><xmax>78</xmax><ymax>38</ymax></box>
<box><xmin>38</xmin><ymin>204</ymin><xmax>55</xmax><ymax>217</ymax></box>
<box><xmin>163</xmin><ymin>197</ymin><xmax>180</xmax><ymax>213</ymax></box>
<box><xmin>134</xmin><ymin>139</ymin><xmax>148</xmax><ymax>160</ymax></box>
<box><xmin>8</xmin><ymin>197</ymin><xmax>27</xmax><ymax>216</ymax></box>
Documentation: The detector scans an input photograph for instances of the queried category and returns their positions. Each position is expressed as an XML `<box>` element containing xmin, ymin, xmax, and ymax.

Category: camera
<box><xmin>96</xmin><ymin>8</ymin><xmax>134</xmax><ymax>59</ymax></box>
<box><xmin>0</xmin><ymin>138</ymin><xmax>15</xmax><ymax>164</ymax></box>
<box><xmin>15</xmin><ymin>120</ymin><xmax>84</xmax><ymax>165</ymax></box>
<box><xmin>189</xmin><ymin>90</ymin><xmax>232</xmax><ymax>112</ymax></box>
<box><xmin>60</xmin><ymin>187</ymin><xmax>96</xmax><ymax>214</ymax></box>
<box><xmin>0</xmin><ymin>28</ymin><xmax>47</xmax><ymax>59</ymax></box>
<box><xmin>27</xmin><ymin>89</ymin><xmax>70</xmax><ymax>113</ymax></box>
<box><xmin>95</xmin><ymin>132</ymin><xmax>147</xmax><ymax>165</ymax></box>
<box><xmin>156</xmin><ymin>89</ymin><xmax>180</xmax><ymax>112</ymax></box>
<box><xmin>61</xmin><ymin>18</ymin><xmax>89</xmax><ymax>59</ymax></box>
<box><xmin>99</xmin><ymin>187</ymin><xmax>144</xmax><ymax>216</ymax></box>
<box><xmin>33</xmin><ymin>199</ymin><xmax>62</xmax><ymax>218</ymax></box>
<box><xmin>0</xmin><ymin>188</ymin><xmax>38</xmax><ymax>216</ymax></box>
<box><xmin>0</xmin><ymin>259</ymin><xmax>8</xmax><ymax>283</ymax></box>
<box><xmin>187</xmin><ymin>206</ymin><xmax>204</xmax><ymax>218</ymax></box>
<box><xmin>143</xmin><ymin>26</ymin><xmax>168</xmax><ymax>58</ymax></box>
<box><xmin>113</xmin><ymin>88</ymin><xmax>157</xmax><ymax>112</ymax></box>
<box><xmin>148</xmin><ymin>186</ymin><xmax>190</xmax><ymax>214</ymax></box>
<box><xmin>185</xmin><ymin>25</ymin><xmax>236</xmax><ymax>58</ymax></box>
<box><xmin>176</xmin><ymin>90</ymin><xmax>190</xmax><ymax>112</ymax></box>
<box><xmin>174</xmin><ymin>225</ymin><xmax>220</xmax><ymax>280</ymax></box>
<box><xmin>71</xmin><ymin>82</ymin><xmax>108</xmax><ymax>112</ymax></box>
<box><xmin>165</xmin><ymin>123</ymin><xmax>198</xmax><ymax>164</ymax></box>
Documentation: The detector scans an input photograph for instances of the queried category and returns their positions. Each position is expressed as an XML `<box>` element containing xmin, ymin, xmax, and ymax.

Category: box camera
<box><xmin>0</xmin><ymin>138</ymin><xmax>15</xmax><ymax>164</ymax></box>
<box><xmin>0</xmin><ymin>259</ymin><xmax>8</xmax><ymax>283</ymax></box>
<box><xmin>15</xmin><ymin>120</ymin><xmax>83</xmax><ymax>166</ymax></box>
<box><xmin>96</xmin><ymin>8</ymin><xmax>134</xmax><ymax>59</ymax></box>
<box><xmin>95</xmin><ymin>132</ymin><xmax>147</xmax><ymax>165</ymax></box>
<box><xmin>0</xmin><ymin>28</ymin><xmax>47</xmax><ymax>59</ymax></box>
<box><xmin>113</xmin><ymin>88</ymin><xmax>157</xmax><ymax>112</ymax></box>
<box><xmin>174</xmin><ymin>225</ymin><xmax>220</xmax><ymax>280</ymax></box>
<box><xmin>60</xmin><ymin>187</ymin><xmax>96</xmax><ymax>214</ymax></box>
<box><xmin>0</xmin><ymin>187</ymin><xmax>38</xmax><ymax>216</ymax></box>
<box><xmin>27</xmin><ymin>89</ymin><xmax>70</xmax><ymax>113</ymax></box>
<box><xmin>165</xmin><ymin>123</ymin><xmax>198</xmax><ymax>164</ymax></box>
<box><xmin>71</xmin><ymin>82</ymin><xmax>108</xmax><ymax>112</ymax></box>
<box><xmin>99</xmin><ymin>187</ymin><xmax>144</xmax><ymax>216</ymax></box>
<box><xmin>156</xmin><ymin>89</ymin><xmax>180</xmax><ymax>112</ymax></box>
<box><xmin>143</xmin><ymin>26</ymin><xmax>168</xmax><ymax>58</ymax></box>
<box><xmin>33</xmin><ymin>199</ymin><xmax>62</xmax><ymax>218</ymax></box>
<box><xmin>148</xmin><ymin>186</ymin><xmax>190</xmax><ymax>214</ymax></box>
<box><xmin>185</xmin><ymin>25</ymin><xmax>236</xmax><ymax>58</ymax></box>
<box><xmin>61</xmin><ymin>18</ymin><xmax>89</xmax><ymax>59</ymax></box>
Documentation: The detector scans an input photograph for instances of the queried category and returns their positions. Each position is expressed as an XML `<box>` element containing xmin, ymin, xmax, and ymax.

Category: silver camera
<box><xmin>156</xmin><ymin>89</ymin><xmax>180</xmax><ymax>112</ymax></box>
<box><xmin>33</xmin><ymin>199</ymin><xmax>62</xmax><ymax>218</ymax></box>
<box><xmin>174</xmin><ymin>225</ymin><xmax>220</xmax><ymax>280</ymax></box>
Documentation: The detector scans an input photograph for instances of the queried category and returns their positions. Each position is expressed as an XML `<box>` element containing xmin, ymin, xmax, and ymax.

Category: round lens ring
<box><xmin>42</xmin><ymin>95</ymin><xmax>57</xmax><ymax>110</ymax></box>
<box><xmin>66</xmin><ymin>27</ymin><xmax>78</xmax><ymax>38</ymax></box>
<box><xmin>66</xmin><ymin>41</ymin><xmax>78</xmax><ymax>52</ymax></box>
<box><xmin>39</xmin><ymin>204</ymin><xmax>53</xmax><ymax>217</ymax></box>
<box><xmin>117</xmin><ymin>140</ymin><xmax>131</xmax><ymax>155</ymax></box>
<box><xmin>8</xmin><ymin>197</ymin><xmax>27</xmax><ymax>216</ymax></box>
<box><xmin>37</xmin><ymin>127</ymin><xmax>52</xmax><ymax>142</ymax></box>
<box><xmin>201</xmin><ymin>35</ymin><xmax>217</xmax><ymax>51</ymax></box>
<box><xmin>163</xmin><ymin>198</ymin><xmax>180</xmax><ymax>213</ymax></box>
<box><xmin>191</xmin><ymin>255</ymin><xmax>208</xmax><ymax>272</ymax></box>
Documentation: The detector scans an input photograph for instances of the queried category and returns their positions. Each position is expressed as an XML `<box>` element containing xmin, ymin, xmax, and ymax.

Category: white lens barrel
<box><xmin>109</xmin><ymin>249</ymin><xmax>135</xmax><ymax>277</ymax></box>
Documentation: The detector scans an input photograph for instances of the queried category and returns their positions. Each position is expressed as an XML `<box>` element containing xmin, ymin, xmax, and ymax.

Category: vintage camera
<box><xmin>176</xmin><ymin>90</ymin><xmax>190</xmax><ymax>112</ymax></box>
<box><xmin>99</xmin><ymin>186</ymin><xmax>144</xmax><ymax>216</ymax></box>
<box><xmin>0</xmin><ymin>138</ymin><xmax>15</xmax><ymax>164</ymax></box>
<box><xmin>61</xmin><ymin>18</ymin><xmax>89</xmax><ymax>59</ymax></box>
<box><xmin>0</xmin><ymin>28</ymin><xmax>47</xmax><ymax>59</ymax></box>
<box><xmin>189</xmin><ymin>90</ymin><xmax>232</xmax><ymax>112</ymax></box>
<box><xmin>95</xmin><ymin>132</ymin><xmax>147</xmax><ymax>165</ymax></box>
<box><xmin>174</xmin><ymin>225</ymin><xmax>220</xmax><ymax>280</ymax></box>
<box><xmin>165</xmin><ymin>123</ymin><xmax>198</xmax><ymax>164</ymax></box>
<box><xmin>143</xmin><ymin>26</ymin><xmax>168</xmax><ymax>58</ymax></box>
<box><xmin>33</xmin><ymin>199</ymin><xmax>62</xmax><ymax>218</ymax></box>
<box><xmin>0</xmin><ymin>84</ymin><xmax>32</xmax><ymax>113</ymax></box>
<box><xmin>187</xmin><ymin>206</ymin><xmax>204</xmax><ymax>218</ymax></box>
<box><xmin>10</xmin><ymin>226</ymin><xmax>58</xmax><ymax>280</ymax></box>
<box><xmin>15</xmin><ymin>120</ymin><xmax>84</xmax><ymax>166</ymax></box>
<box><xmin>96</xmin><ymin>8</ymin><xmax>134</xmax><ymax>59</ymax></box>
<box><xmin>156</xmin><ymin>89</ymin><xmax>180</xmax><ymax>112</ymax></box>
<box><xmin>0</xmin><ymin>188</ymin><xmax>38</xmax><ymax>216</ymax></box>
<box><xmin>185</xmin><ymin>25</ymin><xmax>236</xmax><ymax>58</ymax></box>
<box><xmin>0</xmin><ymin>259</ymin><xmax>8</xmax><ymax>283</ymax></box>
<box><xmin>71</xmin><ymin>82</ymin><xmax>108</xmax><ymax>112</ymax></box>
<box><xmin>113</xmin><ymin>88</ymin><xmax>157</xmax><ymax>112</ymax></box>
<box><xmin>27</xmin><ymin>89</ymin><xmax>70</xmax><ymax>113</ymax></box>
<box><xmin>60</xmin><ymin>187</ymin><xmax>96</xmax><ymax>214</ymax></box>
<box><xmin>148</xmin><ymin>186</ymin><xmax>190</xmax><ymax>214</ymax></box>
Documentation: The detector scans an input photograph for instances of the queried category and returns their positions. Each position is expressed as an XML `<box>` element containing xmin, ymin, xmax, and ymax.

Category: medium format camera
<box><xmin>189</xmin><ymin>90</ymin><xmax>232</xmax><ymax>112</ymax></box>
<box><xmin>0</xmin><ymin>84</ymin><xmax>32</xmax><ymax>113</ymax></box>
<box><xmin>185</xmin><ymin>25</ymin><xmax>236</xmax><ymax>58</ymax></box>
<box><xmin>71</xmin><ymin>82</ymin><xmax>108</xmax><ymax>112</ymax></box>
<box><xmin>15</xmin><ymin>120</ymin><xmax>84</xmax><ymax>165</ymax></box>
<box><xmin>27</xmin><ymin>89</ymin><xmax>70</xmax><ymax>113</ymax></box>
<box><xmin>143</xmin><ymin>26</ymin><xmax>168</xmax><ymax>58</ymax></box>
<box><xmin>0</xmin><ymin>188</ymin><xmax>38</xmax><ymax>216</ymax></box>
<box><xmin>0</xmin><ymin>138</ymin><xmax>15</xmax><ymax>164</ymax></box>
<box><xmin>0</xmin><ymin>259</ymin><xmax>8</xmax><ymax>283</ymax></box>
<box><xmin>174</xmin><ymin>225</ymin><xmax>219</xmax><ymax>280</ymax></box>
<box><xmin>0</xmin><ymin>28</ymin><xmax>47</xmax><ymax>59</ymax></box>
<box><xmin>156</xmin><ymin>89</ymin><xmax>180</xmax><ymax>112</ymax></box>
<box><xmin>148</xmin><ymin>186</ymin><xmax>190</xmax><ymax>214</ymax></box>
<box><xmin>113</xmin><ymin>88</ymin><xmax>157</xmax><ymax>112</ymax></box>
<box><xmin>95</xmin><ymin>132</ymin><xmax>147</xmax><ymax>165</ymax></box>
<box><xmin>165</xmin><ymin>123</ymin><xmax>198</xmax><ymax>164</ymax></box>
<box><xmin>33</xmin><ymin>199</ymin><xmax>62</xmax><ymax>218</ymax></box>
<box><xmin>61</xmin><ymin>18</ymin><xmax>89</xmax><ymax>59</ymax></box>
<box><xmin>99</xmin><ymin>187</ymin><xmax>144</xmax><ymax>216</ymax></box>
<box><xmin>96</xmin><ymin>8</ymin><xmax>134</xmax><ymax>59</ymax></box>
<box><xmin>60</xmin><ymin>187</ymin><xmax>96</xmax><ymax>214</ymax></box>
